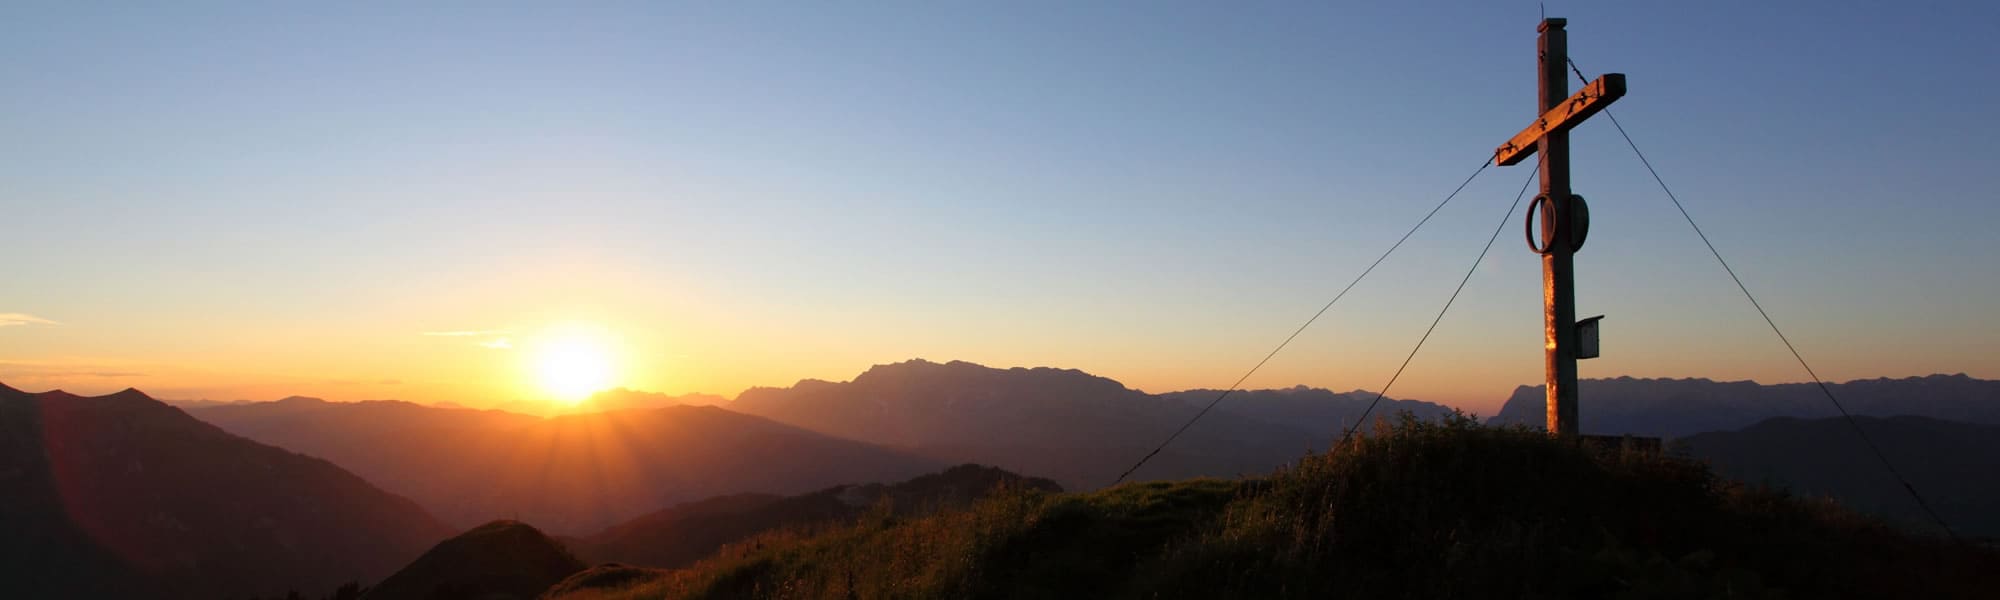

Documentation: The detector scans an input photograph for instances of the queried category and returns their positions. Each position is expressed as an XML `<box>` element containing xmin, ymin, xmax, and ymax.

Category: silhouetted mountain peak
<box><xmin>737</xmin><ymin>359</ymin><xmax>1155</xmax><ymax>423</ymax></box>
<box><xmin>21</xmin><ymin>387</ymin><xmax>194</xmax><ymax>424</ymax></box>
<box><xmin>364</xmin><ymin>519</ymin><xmax>583</xmax><ymax>600</ymax></box>
<box><xmin>0</xmin><ymin>384</ymin><xmax>450</xmax><ymax>598</ymax></box>
<box><xmin>851</xmin><ymin>358</ymin><xmax>966</xmax><ymax>382</ymax></box>
<box><xmin>451</xmin><ymin>519</ymin><xmax>560</xmax><ymax>548</ymax></box>
<box><xmin>731</xmin><ymin>361</ymin><xmax>1344</xmax><ymax>489</ymax></box>
<box><xmin>847</xmin><ymin>358</ymin><xmax>1133</xmax><ymax>392</ymax></box>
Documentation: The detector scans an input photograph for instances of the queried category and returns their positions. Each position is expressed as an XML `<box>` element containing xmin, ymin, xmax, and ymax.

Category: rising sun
<box><xmin>532</xmin><ymin>333</ymin><xmax>615</xmax><ymax>403</ymax></box>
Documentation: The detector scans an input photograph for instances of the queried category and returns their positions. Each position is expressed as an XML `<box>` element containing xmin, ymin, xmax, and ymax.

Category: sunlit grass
<box><xmin>559</xmin><ymin>414</ymin><xmax>1999</xmax><ymax>599</ymax></box>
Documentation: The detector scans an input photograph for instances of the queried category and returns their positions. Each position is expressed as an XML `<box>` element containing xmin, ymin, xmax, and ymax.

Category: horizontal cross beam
<box><xmin>1494</xmin><ymin>73</ymin><xmax>1627</xmax><ymax>166</ymax></box>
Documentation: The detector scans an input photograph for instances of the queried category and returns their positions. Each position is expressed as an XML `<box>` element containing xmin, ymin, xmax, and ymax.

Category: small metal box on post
<box><xmin>1577</xmin><ymin>315</ymin><xmax>1603</xmax><ymax>360</ymax></box>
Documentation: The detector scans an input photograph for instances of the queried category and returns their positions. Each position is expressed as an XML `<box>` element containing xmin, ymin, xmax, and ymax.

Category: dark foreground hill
<box><xmin>0</xmin><ymin>383</ymin><xmax>451</xmax><ymax>599</ymax></box>
<box><xmin>1489</xmin><ymin>374</ymin><xmax>2000</xmax><ymax>437</ymax></box>
<box><xmin>548</xmin><ymin>416</ymin><xmax>2000</xmax><ymax>600</ymax></box>
<box><xmin>578</xmin><ymin>464</ymin><xmax>1061</xmax><ymax>569</ymax></box>
<box><xmin>1680</xmin><ymin>415</ymin><xmax>2000</xmax><ymax>539</ymax></box>
<box><xmin>363</xmin><ymin>520</ymin><xmax>584</xmax><ymax>600</ymax></box>
<box><xmin>192</xmin><ymin>398</ymin><xmax>943</xmax><ymax>533</ymax></box>
<box><xmin>730</xmin><ymin>359</ymin><xmax>1326</xmax><ymax>490</ymax></box>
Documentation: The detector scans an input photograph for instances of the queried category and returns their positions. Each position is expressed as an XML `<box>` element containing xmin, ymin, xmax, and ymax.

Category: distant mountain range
<box><xmin>191</xmin><ymin>397</ymin><xmax>943</xmax><ymax>533</ymax></box>
<box><xmin>0</xmin><ymin>383</ymin><xmax>451</xmax><ymax>599</ymax></box>
<box><xmin>730</xmin><ymin>359</ymin><xmax>1355</xmax><ymax>490</ymax></box>
<box><xmin>179</xmin><ymin>359</ymin><xmax>1462</xmax><ymax>531</ymax></box>
<box><xmin>1679</xmin><ymin>415</ymin><xmax>2000</xmax><ymax>539</ymax></box>
<box><xmin>1488</xmin><ymin>374</ymin><xmax>2000</xmax><ymax>437</ymax></box>
<box><xmin>151</xmin><ymin>364</ymin><xmax>2000</xmax><ymax>556</ymax></box>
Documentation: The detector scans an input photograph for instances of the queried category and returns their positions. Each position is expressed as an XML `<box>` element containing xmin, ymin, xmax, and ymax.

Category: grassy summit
<box><xmin>366</xmin><ymin>520</ymin><xmax>584</xmax><ymax>600</ymax></box>
<box><xmin>552</xmin><ymin>415</ymin><xmax>1998</xmax><ymax>599</ymax></box>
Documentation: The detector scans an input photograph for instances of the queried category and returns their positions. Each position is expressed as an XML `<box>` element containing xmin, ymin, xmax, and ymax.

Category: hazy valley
<box><xmin>190</xmin><ymin>395</ymin><xmax>943</xmax><ymax>533</ymax></box>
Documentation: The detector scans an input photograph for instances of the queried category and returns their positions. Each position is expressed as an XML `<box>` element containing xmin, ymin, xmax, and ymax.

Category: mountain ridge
<box><xmin>1489</xmin><ymin>373</ymin><xmax>2000</xmax><ymax>437</ymax></box>
<box><xmin>0</xmin><ymin>383</ymin><xmax>452</xmax><ymax>599</ymax></box>
<box><xmin>729</xmin><ymin>358</ymin><xmax>1326</xmax><ymax>489</ymax></box>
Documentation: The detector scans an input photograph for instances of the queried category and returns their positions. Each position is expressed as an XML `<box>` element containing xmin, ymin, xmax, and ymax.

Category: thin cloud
<box><xmin>480</xmin><ymin>338</ymin><xmax>514</xmax><ymax>350</ymax></box>
<box><xmin>0</xmin><ymin>361</ymin><xmax>144</xmax><ymax>378</ymax></box>
<box><xmin>421</xmin><ymin>329</ymin><xmax>507</xmax><ymax>337</ymax></box>
<box><xmin>0</xmin><ymin>313</ymin><xmax>59</xmax><ymax>327</ymax></box>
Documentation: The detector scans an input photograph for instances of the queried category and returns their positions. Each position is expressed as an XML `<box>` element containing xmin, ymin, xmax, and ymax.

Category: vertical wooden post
<box><xmin>1495</xmin><ymin>18</ymin><xmax>1624</xmax><ymax>438</ymax></box>
<box><xmin>1538</xmin><ymin>18</ymin><xmax>1580</xmax><ymax>438</ymax></box>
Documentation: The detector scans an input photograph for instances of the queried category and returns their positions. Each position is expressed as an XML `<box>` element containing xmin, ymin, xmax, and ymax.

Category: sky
<box><xmin>3</xmin><ymin>1</ymin><xmax>1997</xmax><ymax>416</ymax></box>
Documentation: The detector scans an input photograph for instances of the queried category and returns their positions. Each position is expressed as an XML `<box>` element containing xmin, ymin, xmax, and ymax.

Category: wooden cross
<box><xmin>1491</xmin><ymin>18</ymin><xmax>1625</xmax><ymax>438</ymax></box>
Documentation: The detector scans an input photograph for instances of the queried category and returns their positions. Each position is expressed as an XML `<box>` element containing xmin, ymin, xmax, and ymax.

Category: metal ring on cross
<box><xmin>1524</xmin><ymin>193</ymin><xmax>1591</xmax><ymax>254</ymax></box>
<box><xmin>1525</xmin><ymin>194</ymin><xmax>1555</xmax><ymax>254</ymax></box>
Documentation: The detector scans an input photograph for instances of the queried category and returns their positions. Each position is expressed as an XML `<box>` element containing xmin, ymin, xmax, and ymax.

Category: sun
<box><xmin>531</xmin><ymin>332</ymin><xmax>615</xmax><ymax>403</ymax></box>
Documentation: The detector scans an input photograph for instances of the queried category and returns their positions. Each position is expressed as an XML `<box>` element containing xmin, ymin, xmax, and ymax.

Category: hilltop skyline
<box><xmin>5</xmin><ymin>1</ymin><xmax>1998</xmax><ymax>414</ymax></box>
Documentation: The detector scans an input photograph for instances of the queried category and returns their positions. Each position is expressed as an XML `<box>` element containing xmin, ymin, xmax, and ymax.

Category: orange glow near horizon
<box><xmin>527</xmin><ymin>324</ymin><xmax>620</xmax><ymax>404</ymax></box>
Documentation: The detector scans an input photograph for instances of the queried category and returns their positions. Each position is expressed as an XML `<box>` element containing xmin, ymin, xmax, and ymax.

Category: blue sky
<box><xmin>3</xmin><ymin>1</ymin><xmax>1997</xmax><ymax>413</ymax></box>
